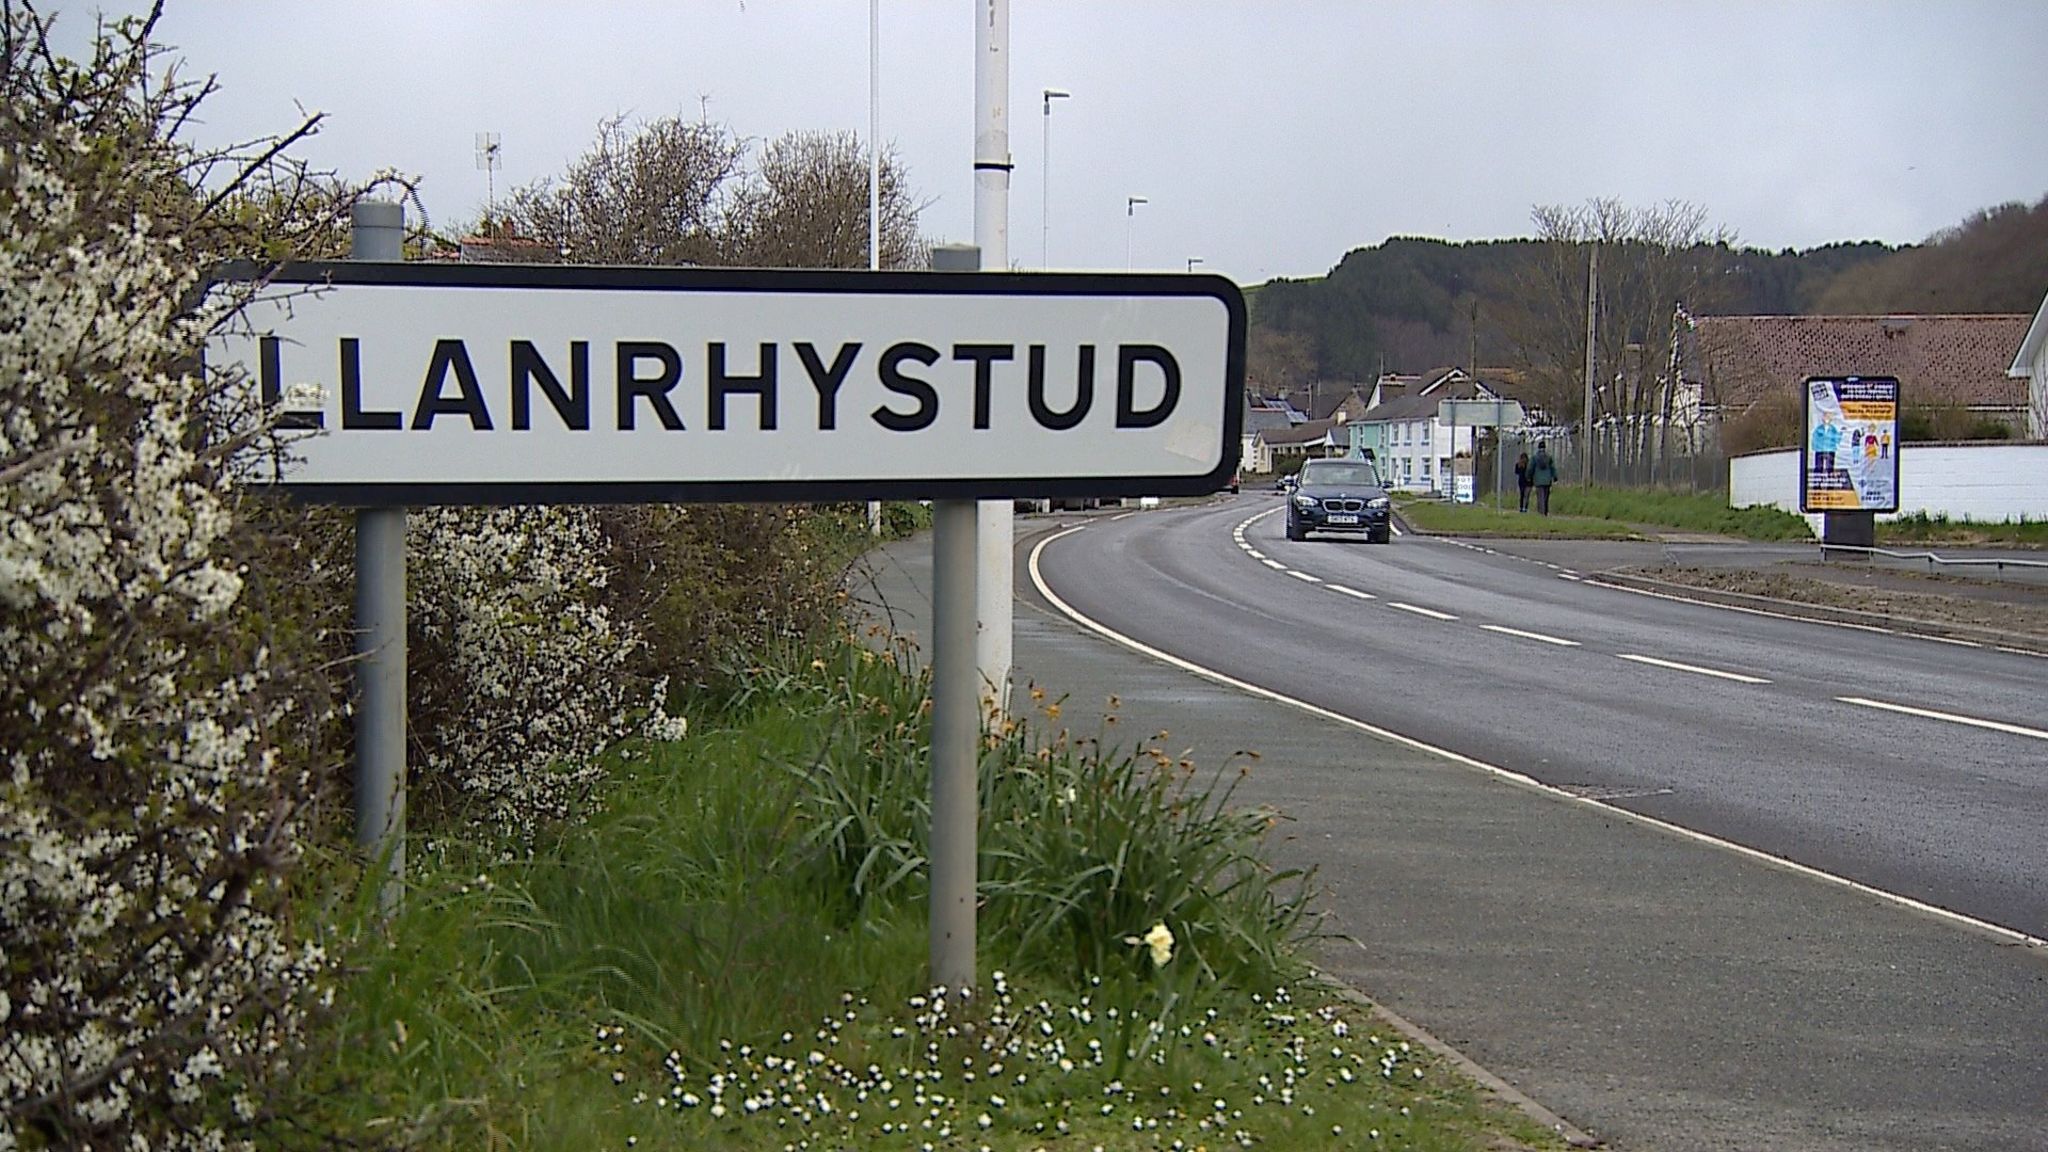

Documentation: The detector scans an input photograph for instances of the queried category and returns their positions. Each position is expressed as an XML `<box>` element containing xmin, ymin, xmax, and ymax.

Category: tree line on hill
<box><xmin>1248</xmin><ymin>193</ymin><xmax>2048</xmax><ymax>424</ymax></box>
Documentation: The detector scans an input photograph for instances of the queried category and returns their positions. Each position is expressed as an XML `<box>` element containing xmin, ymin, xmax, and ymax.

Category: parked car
<box><xmin>1284</xmin><ymin>458</ymin><xmax>1391</xmax><ymax>543</ymax></box>
<box><xmin>1274</xmin><ymin>473</ymin><xmax>1297</xmax><ymax>493</ymax></box>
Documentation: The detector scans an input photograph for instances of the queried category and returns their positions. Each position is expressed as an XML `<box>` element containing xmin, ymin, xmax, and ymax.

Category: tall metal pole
<box><xmin>973</xmin><ymin>0</ymin><xmax>1013</xmax><ymax>727</ymax></box>
<box><xmin>1041</xmin><ymin>89</ymin><xmax>1067</xmax><ymax>268</ymax></box>
<box><xmin>927</xmin><ymin>243</ymin><xmax>982</xmax><ymax>994</ymax></box>
<box><xmin>351</xmin><ymin>201</ymin><xmax>407</xmax><ymax>913</ymax></box>
<box><xmin>1582</xmin><ymin>244</ymin><xmax>1598</xmax><ymax>487</ymax></box>
<box><xmin>866</xmin><ymin>0</ymin><xmax>885</xmax><ymax>536</ymax></box>
<box><xmin>1124</xmin><ymin>195</ymin><xmax>1147</xmax><ymax>271</ymax></box>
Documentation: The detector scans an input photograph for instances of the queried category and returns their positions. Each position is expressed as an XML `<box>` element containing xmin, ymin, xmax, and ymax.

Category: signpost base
<box><xmin>1822</xmin><ymin>511</ymin><xmax>1876</xmax><ymax>553</ymax></box>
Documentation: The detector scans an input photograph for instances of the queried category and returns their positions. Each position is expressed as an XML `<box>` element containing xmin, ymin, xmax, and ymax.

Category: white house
<box><xmin>2008</xmin><ymin>289</ymin><xmax>2048</xmax><ymax>440</ymax></box>
<box><xmin>1349</xmin><ymin>369</ymin><xmax>1502</xmax><ymax>494</ymax></box>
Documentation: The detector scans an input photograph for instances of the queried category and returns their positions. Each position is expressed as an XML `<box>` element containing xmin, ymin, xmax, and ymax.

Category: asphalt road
<box><xmin>857</xmin><ymin>496</ymin><xmax>2048</xmax><ymax>1152</ymax></box>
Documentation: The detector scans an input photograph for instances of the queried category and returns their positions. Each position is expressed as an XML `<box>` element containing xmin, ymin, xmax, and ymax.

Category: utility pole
<box><xmin>866</xmin><ymin>0</ymin><xmax>884</xmax><ymax>535</ymax></box>
<box><xmin>973</xmin><ymin>0</ymin><xmax>1013</xmax><ymax>726</ymax></box>
<box><xmin>1582</xmin><ymin>244</ymin><xmax>1598</xmax><ymax>486</ymax></box>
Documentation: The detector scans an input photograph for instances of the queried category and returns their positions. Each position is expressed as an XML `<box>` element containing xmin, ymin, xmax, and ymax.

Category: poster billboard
<box><xmin>1801</xmin><ymin>375</ymin><xmax>1900</xmax><ymax>514</ymax></box>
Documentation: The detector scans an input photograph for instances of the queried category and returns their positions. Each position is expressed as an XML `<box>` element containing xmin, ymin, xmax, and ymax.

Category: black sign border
<box><xmin>1798</xmin><ymin>374</ymin><xmax>1901</xmax><ymax>516</ymax></box>
<box><xmin>212</xmin><ymin>261</ymin><xmax>1246</xmax><ymax>507</ymax></box>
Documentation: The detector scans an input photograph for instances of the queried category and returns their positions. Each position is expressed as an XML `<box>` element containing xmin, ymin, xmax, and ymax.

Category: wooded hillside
<box><xmin>1249</xmin><ymin>194</ymin><xmax>2048</xmax><ymax>394</ymax></box>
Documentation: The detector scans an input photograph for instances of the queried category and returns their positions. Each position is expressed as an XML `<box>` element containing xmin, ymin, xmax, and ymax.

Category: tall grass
<box><xmin>290</xmin><ymin>636</ymin><xmax>1325</xmax><ymax>1147</ymax></box>
<box><xmin>1880</xmin><ymin>512</ymin><xmax>2048</xmax><ymax>548</ymax></box>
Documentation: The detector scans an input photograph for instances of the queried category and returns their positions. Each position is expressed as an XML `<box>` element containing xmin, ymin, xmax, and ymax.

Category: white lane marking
<box><xmin>1389</xmin><ymin>602</ymin><xmax>1458</xmax><ymax>621</ymax></box>
<box><xmin>1246</xmin><ymin>549</ymin><xmax>1266</xmax><ymax>560</ymax></box>
<box><xmin>1287</xmin><ymin>570</ymin><xmax>1322</xmax><ymax>584</ymax></box>
<box><xmin>1995</xmin><ymin>646</ymin><xmax>2048</xmax><ymax>659</ymax></box>
<box><xmin>1616</xmin><ymin>653</ymin><xmax>1770</xmax><ymax>684</ymax></box>
<box><xmin>1578</xmin><ymin>575</ymin><xmax>1895</xmax><ymax>635</ymax></box>
<box><xmin>1111</xmin><ymin>511</ymin><xmax>1138</xmax><ymax>521</ymax></box>
<box><xmin>1261</xmin><ymin>558</ymin><xmax>1287</xmax><ymax>570</ymax></box>
<box><xmin>1838</xmin><ymin>697</ymin><xmax>2048</xmax><ymax>742</ymax></box>
<box><xmin>1025</xmin><ymin>525</ymin><xmax>2044</xmax><ymax>951</ymax></box>
<box><xmin>1481</xmin><ymin>624</ymin><xmax>1581</xmax><ymax>647</ymax></box>
<box><xmin>1916</xmin><ymin>635</ymin><xmax>1982</xmax><ymax>649</ymax></box>
<box><xmin>1327</xmin><ymin>585</ymin><xmax>1376</xmax><ymax>601</ymax></box>
<box><xmin>1391</xmin><ymin>524</ymin><xmax>1404</xmax><ymax>537</ymax></box>
<box><xmin>1558</xmin><ymin>573</ymin><xmax>1583</xmax><ymax>581</ymax></box>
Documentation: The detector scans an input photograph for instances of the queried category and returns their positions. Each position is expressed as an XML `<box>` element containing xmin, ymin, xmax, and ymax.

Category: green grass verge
<box><xmin>289</xmin><ymin>640</ymin><xmax>1562</xmax><ymax>1150</ymax></box>
<box><xmin>1399</xmin><ymin>487</ymin><xmax>1814</xmax><ymax>541</ymax></box>
<box><xmin>1878</xmin><ymin>512</ymin><xmax>2048</xmax><ymax>549</ymax></box>
<box><xmin>1395</xmin><ymin>497</ymin><xmax>1643</xmax><ymax>540</ymax></box>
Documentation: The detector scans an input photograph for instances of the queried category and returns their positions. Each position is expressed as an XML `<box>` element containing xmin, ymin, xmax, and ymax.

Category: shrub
<box><xmin>1</xmin><ymin>9</ymin><xmax>339</xmax><ymax>1144</ymax></box>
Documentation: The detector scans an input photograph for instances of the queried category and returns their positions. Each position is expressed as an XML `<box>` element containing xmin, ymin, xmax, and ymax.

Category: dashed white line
<box><xmin>1558</xmin><ymin>573</ymin><xmax>1583</xmax><ymax>582</ymax></box>
<box><xmin>1326</xmin><ymin>585</ymin><xmax>1376</xmax><ymax>601</ymax></box>
<box><xmin>1111</xmin><ymin>511</ymin><xmax>1138</xmax><ymax>521</ymax></box>
<box><xmin>1389</xmin><ymin>602</ymin><xmax>1458</xmax><ymax>621</ymax></box>
<box><xmin>1838</xmin><ymin>697</ymin><xmax>2048</xmax><ymax>742</ymax></box>
<box><xmin>1246</xmin><ymin>549</ymin><xmax>1267</xmax><ymax>559</ymax></box>
<box><xmin>1481</xmin><ymin>624</ymin><xmax>1581</xmax><ymax>647</ymax></box>
<box><xmin>1287</xmin><ymin>570</ymin><xmax>1322</xmax><ymax>584</ymax></box>
<box><xmin>1915</xmin><ymin>634</ymin><xmax>1982</xmax><ymax>649</ymax></box>
<box><xmin>1616</xmin><ymin>653</ymin><xmax>1770</xmax><ymax>684</ymax></box>
<box><xmin>1261</xmin><ymin>558</ymin><xmax>1286</xmax><ymax>570</ymax></box>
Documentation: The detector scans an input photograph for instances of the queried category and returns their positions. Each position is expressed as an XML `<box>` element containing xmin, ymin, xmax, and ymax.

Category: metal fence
<box><xmin>1476</xmin><ymin>425</ymin><xmax>1728</xmax><ymax>499</ymax></box>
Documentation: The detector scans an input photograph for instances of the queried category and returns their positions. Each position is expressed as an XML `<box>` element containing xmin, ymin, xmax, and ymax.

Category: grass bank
<box><xmin>1401</xmin><ymin>486</ymin><xmax>1813</xmax><ymax>541</ymax></box>
<box><xmin>1878</xmin><ymin>512</ymin><xmax>2048</xmax><ymax>549</ymax></box>
<box><xmin>292</xmin><ymin>639</ymin><xmax>1560</xmax><ymax>1150</ymax></box>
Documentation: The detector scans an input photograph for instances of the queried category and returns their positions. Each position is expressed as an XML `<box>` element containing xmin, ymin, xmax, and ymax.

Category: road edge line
<box><xmin>1026</xmin><ymin>525</ymin><xmax>2047</xmax><ymax>954</ymax></box>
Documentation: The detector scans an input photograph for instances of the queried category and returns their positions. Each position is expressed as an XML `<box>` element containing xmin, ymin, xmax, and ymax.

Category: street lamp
<box><xmin>1125</xmin><ymin>195</ymin><xmax>1148</xmax><ymax>271</ymax></box>
<box><xmin>1186</xmin><ymin>257</ymin><xmax>1203</xmax><ymax>273</ymax></box>
<box><xmin>1041</xmin><ymin>88</ymin><xmax>1069</xmax><ymax>268</ymax></box>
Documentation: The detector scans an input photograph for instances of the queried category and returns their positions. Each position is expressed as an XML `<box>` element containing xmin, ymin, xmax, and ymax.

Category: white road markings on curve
<box><xmin>1246</xmin><ymin>549</ymin><xmax>1266</xmax><ymax>559</ymax></box>
<box><xmin>1838</xmin><ymin>697</ymin><xmax>2048</xmax><ymax>742</ymax></box>
<box><xmin>1024</xmin><ymin>524</ymin><xmax>2046</xmax><ymax>951</ymax></box>
<box><xmin>1389</xmin><ymin>602</ymin><xmax>1458</xmax><ymax>621</ymax></box>
<box><xmin>1261</xmin><ymin>558</ymin><xmax>1287</xmax><ymax>570</ymax></box>
<box><xmin>1480</xmin><ymin>624</ymin><xmax>1581</xmax><ymax>647</ymax></box>
<box><xmin>1287</xmin><ymin>571</ymin><xmax>1322</xmax><ymax>584</ymax></box>
<box><xmin>1326</xmin><ymin>585</ymin><xmax>1376</xmax><ymax>600</ymax></box>
<box><xmin>1616</xmin><ymin>653</ymin><xmax>1770</xmax><ymax>684</ymax></box>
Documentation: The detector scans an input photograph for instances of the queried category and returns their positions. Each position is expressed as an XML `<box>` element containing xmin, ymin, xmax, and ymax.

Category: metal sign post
<box><xmin>349</xmin><ymin>201</ymin><xmax>407</xmax><ymax>913</ymax></box>
<box><xmin>926</xmin><ymin>243</ymin><xmax>980</xmax><ymax>992</ymax></box>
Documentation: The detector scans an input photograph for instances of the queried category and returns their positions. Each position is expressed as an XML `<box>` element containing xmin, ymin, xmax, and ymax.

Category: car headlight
<box><xmin>1367</xmin><ymin>496</ymin><xmax>1389</xmax><ymax>509</ymax></box>
<box><xmin>1292</xmin><ymin>494</ymin><xmax>1318</xmax><ymax>508</ymax></box>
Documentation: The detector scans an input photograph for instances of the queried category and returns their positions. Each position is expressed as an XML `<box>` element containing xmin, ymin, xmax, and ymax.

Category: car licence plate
<box><xmin>1327</xmin><ymin>513</ymin><xmax>1359</xmax><ymax>525</ymax></box>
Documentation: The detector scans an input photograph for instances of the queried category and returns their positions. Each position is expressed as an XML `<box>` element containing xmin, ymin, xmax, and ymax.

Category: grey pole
<box><xmin>927</xmin><ymin>243</ymin><xmax>982</xmax><ymax>992</ymax></box>
<box><xmin>350</xmin><ymin>200</ymin><xmax>407</xmax><ymax>913</ymax></box>
<box><xmin>1582</xmin><ymin>243</ymin><xmax>1598</xmax><ymax>487</ymax></box>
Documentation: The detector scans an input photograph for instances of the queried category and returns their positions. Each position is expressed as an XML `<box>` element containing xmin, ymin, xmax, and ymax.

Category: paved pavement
<box><xmin>855</xmin><ymin>503</ymin><xmax>2048</xmax><ymax>1152</ymax></box>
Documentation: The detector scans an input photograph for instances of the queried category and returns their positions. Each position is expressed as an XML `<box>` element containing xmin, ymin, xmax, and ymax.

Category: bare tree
<box><xmin>1498</xmin><ymin>198</ymin><xmax>1737</xmax><ymax>474</ymax></box>
<box><xmin>502</xmin><ymin>115</ymin><xmax>747</xmax><ymax>264</ymax></box>
<box><xmin>724</xmin><ymin>129</ymin><xmax>922</xmax><ymax>269</ymax></box>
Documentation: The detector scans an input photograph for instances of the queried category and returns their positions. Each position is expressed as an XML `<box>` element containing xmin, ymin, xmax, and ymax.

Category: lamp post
<box><xmin>1186</xmin><ymin>257</ymin><xmax>1203</xmax><ymax>273</ymax></box>
<box><xmin>1041</xmin><ymin>88</ymin><xmax>1069</xmax><ymax>268</ymax></box>
<box><xmin>1125</xmin><ymin>195</ymin><xmax>1148</xmax><ymax>270</ymax></box>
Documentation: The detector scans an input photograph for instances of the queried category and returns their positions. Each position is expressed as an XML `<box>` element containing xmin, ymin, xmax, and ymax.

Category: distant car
<box><xmin>1285</xmin><ymin>458</ymin><xmax>1391</xmax><ymax>543</ymax></box>
<box><xmin>1275</xmin><ymin>473</ymin><xmax>1297</xmax><ymax>493</ymax></box>
<box><xmin>1228</xmin><ymin>470</ymin><xmax>1241</xmax><ymax>495</ymax></box>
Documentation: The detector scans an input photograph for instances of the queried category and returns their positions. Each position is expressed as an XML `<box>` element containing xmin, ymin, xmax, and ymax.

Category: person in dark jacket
<box><xmin>1514</xmin><ymin>450</ymin><xmax>1531</xmax><ymax>512</ymax></box>
<box><xmin>1529</xmin><ymin>442</ymin><xmax>1559</xmax><ymax>514</ymax></box>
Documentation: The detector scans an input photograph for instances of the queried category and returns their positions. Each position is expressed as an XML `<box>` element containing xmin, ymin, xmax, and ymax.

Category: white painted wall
<box><xmin>2028</xmin><ymin>338</ymin><xmax>2047</xmax><ymax>441</ymax></box>
<box><xmin>1730</xmin><ymin>443</ymin><xmax>2048</xmax><ymax>525</ymax></box>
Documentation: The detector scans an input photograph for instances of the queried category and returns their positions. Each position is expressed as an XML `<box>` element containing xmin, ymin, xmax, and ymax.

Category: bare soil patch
<box><xmin>1632</xmin><ymin>564</ymin><xmax>2048</xmax><ymax>638</ymax></box>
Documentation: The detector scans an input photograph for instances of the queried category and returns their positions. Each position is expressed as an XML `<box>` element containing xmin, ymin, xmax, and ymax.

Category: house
<box><xmin>1689</xmin><ymin>314</ymin><xmax>2032</xmax><ymax>433</ymax></box>
<box><xmin>1348</xmin><ymin>369</ymin><xmax>1512</xmax><ymax>494</ymax></box>
<box><xmin>2007</xmin><ymin>290</ymin><xmax>2048</xmax><ymax>440</ymax></box>
<box><xmin>1258</xmin><ymin>417</ymin><xmax>1349</xmax><ymax>473</ymax></box>
<box><xmin>1241</xmin><ymin>401</ymin><xmax>1300</xmax><ymax>473</ymax></box>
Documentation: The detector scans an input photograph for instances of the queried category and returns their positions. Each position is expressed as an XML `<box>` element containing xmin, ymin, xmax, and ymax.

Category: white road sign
<box><xmin>208</xmin><ymin>263</ymin><xmax>1245</xmax><ymax>505</ymax></box>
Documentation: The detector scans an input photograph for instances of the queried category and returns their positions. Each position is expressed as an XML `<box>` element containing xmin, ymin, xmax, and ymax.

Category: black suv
<box><xmin>1284</xmin><ymin>458</ymin><xmax>1391</xmax><ymax>543</ymax></box>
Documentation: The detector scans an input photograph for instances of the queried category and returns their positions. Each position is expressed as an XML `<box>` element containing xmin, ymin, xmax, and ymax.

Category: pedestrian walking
<box><xmin>1514</xmin><ymin>450</ymin><xmax>1531</xmax><ymax>512</ymax></box>
<box><xmin>1529</xmin><ymin>441</ymin><xmax>1558</xmax><ymax>515</ymax></box>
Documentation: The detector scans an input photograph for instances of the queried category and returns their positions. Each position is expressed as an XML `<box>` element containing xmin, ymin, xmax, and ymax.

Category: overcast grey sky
<box><xmin>57</xmin><ymin>1</ymin><xmax>2048</xmax><ymax>284</ymax></box>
